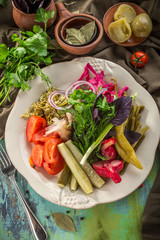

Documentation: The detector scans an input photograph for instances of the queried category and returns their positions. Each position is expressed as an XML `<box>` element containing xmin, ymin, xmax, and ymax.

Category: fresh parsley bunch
<box><xmin>0</xmin><ymin>8</ymin><xmax>55</xmax><ymax>106</ymax></box>
<box><xmin>68</xmin><ymin>89</ymin><xmax>115</xmax><ymax>158</ymax></box>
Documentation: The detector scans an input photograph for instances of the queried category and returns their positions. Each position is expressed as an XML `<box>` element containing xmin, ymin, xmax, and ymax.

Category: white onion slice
<box><xmin>48</xmin><ymin>90</ymin><xmax>72</xmax><ymax>110</ymax></box>
<box><xmin>65</xmin><ymin>80</ymin><xmax>96</xmax><ymax>99</ymax></box>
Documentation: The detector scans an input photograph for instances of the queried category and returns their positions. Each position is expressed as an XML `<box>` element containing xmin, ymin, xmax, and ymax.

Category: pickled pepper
<box><xmin>114</xmin><ymin>122</ymin><xmax>143</xmax><ymax>170</ymax></box>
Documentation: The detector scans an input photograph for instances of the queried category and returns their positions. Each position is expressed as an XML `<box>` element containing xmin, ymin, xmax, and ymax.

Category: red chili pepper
<box><xmin>101</xmin><ymin>138</ymin><xmax>116</xmax><ymax>161</ymax></box>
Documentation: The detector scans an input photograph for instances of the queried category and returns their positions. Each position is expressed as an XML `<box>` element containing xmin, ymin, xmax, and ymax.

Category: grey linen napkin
<box><xmin>0</xmin><ymin>1</ymin><xmax>160</xmax><ymax>238</ymax></box>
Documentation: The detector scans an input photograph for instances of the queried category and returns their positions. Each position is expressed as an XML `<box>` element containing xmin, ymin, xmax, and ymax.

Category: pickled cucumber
<box><xmin>114</xmin><ymin>4</ymin><xmax>136</xmax><ymax>24</ymax></box>
<box><xmin>131</xmin><ymin>13</ymin><xmax>152</xmax><ymax>37</ymax></box>
<box><xmin>58</xmin><ymin>143</ymin><xmax>93</xmax><ymax>194</ymax></box>
<box><xmin>108</xmin><ymin>18</ymin><xmax>132</xmax><ymax>43</ymax></box>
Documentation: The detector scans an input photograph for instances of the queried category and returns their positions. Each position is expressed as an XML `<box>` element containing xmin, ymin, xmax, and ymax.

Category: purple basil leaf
<box><xmin>27</xmin><ymin>0</ymin><xmax>36</xmax><ymax>4</ymax></box>
<box><xmin>110</xmin><ymin>96</ymin><xmax>132</xmax><ymax>126</ymax></box>
<box><xmin>38</xmin><ymin>0</ymin><xmax>44</xmax><ymax>9</ymax></box>
<box><xmin>13</xmin><ymin>0</ymin><xmax>20</xmax><ymax>10</ymax></box>
<box><xmin>93</xmin><ymin>108</ymin><xmax>98</xmax><ymax>119</ymax></box>
<box><xmin>43</xmin><ymin>0</ymin><xmax>51</xmax><ymax>8</ymax></box>
<box><xmin>124</xmin><ymin>129</ymin><xmax>141</xmax><ymax>145</ymax></box>
<box><xmin>92</xmin><ymin>88</ymin><xmax>107</xmax><ymax>119</ymax></box>
<box><xmin>17</xmin><ymin>0</ymin><xmax>30</xmax><ymax>13</ymax></box>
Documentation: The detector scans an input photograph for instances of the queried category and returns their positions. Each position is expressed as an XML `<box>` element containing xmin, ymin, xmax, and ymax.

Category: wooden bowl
<box><xmin>61</xmin><ymin>16</ymin><xmax>98</xmax><ymax>47</ymax></box>
<box><xmin>103</xmin><ymin>2</ymin><xmax>148</xmax><ymax>47</ymax></box>
<box><xmin>12</xmin><ymin>0</ymin><xmax>57</xmax><ymax>31</ymax></box>
<box><xmin>54</xmin><ymin>3</ymin><xmax>103</xmax><ymax>55</ymax></box>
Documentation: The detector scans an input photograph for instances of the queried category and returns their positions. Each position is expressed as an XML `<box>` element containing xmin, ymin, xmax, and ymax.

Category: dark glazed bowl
<box><xmin>103</xmin><ymin>2</ymin><xmax>148</xmax><ymax>47</ymax></box>
<box><xmin>12</xmin><ymin>0</ymin><xmax>57</xmax><ymax>31</ymax></box>
<box><xmin>54</xmin><ymin>3</ymin><xmax>103</xmax><ymax>55</ymax></box>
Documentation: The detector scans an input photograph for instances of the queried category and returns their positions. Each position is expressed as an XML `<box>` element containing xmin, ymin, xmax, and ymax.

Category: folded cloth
<box><xmin>0</xmin><ymin>2</ymin><xmax>160</xmax><ymax>238</ymax></box>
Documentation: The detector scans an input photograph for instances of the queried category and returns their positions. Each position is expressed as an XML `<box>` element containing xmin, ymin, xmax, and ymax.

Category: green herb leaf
<box><xmin>35</xmin><ymin>8</ymin><xmax>46</xmax><ymax>23</ymax></box>
<box><xmin>11</xmin><ymin>34</ymin><xmax>23</xmax><ymax>45</ymax></box>
<box><xmin>65</xmin><ymin>21</ymin><xmax>96</xmax><ymax>45</ymax></box>
<box><xmin>52</xmin><ymin>213</ymin><xmax>76</xmax><ymax>232</ymax></box>
<box><xmin>80</xmin><ymin>21</ymin><xmax>96</xmax><ymax>42</ymax></box>
<box><xmin>35</xmin><ymin>8</ymin><xmax>55</xmax><ymax>31</ymax></box>
<box><xmin>21</xmin><ymin>31</ymin><xmax>35</xmax><ymax>37</ymax></box>
<box><xmin>46</xmin><ymin>9</ymin><xmax>55</xmax><ymax>22</ymax></box>
<box><xmin>0</xmin><ymin>44</ymin><xmax>9</xmax><ymax>62</ymax></box>
<box><xmin>66</xmin><ymin>28</ymin><xmax>86</xmax><ymax>45</ymax></box>
<box><xmin>40</xmin><ymin>72</ymin><xmax>51</xmax><ymax>85</ymax></box>
<box><xmin>11</xmin><ymin>47</ymin><xmax>27</xmax><ymax>58</ymax></box>
<box><xmin>24</xmin><ymin>33</ymin><xmax>48</xmax><ymax>56</ymax></box>
<box><xmin>33</xmin><ymin>25</ymin><xmax>43</xmax><ymax>34</ymax></box>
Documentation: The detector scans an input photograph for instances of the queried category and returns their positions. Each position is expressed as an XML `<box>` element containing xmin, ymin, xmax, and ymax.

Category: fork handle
<box><xmin>9</xmin><ymin>175</ymin><xmax>48</xmax><ymax>240</ymax></box>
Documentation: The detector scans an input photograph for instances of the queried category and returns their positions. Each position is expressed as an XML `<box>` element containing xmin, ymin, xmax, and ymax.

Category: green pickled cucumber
<box><xmin>58</xmin><ymin>143</ymin><xmax>93</xmax><ymax>194</ymax></box>
<box><xmin>65</xmin><ymin>140</ymin><xmax>105</xmax><ymax>188</ymax></box>
<box><xmin>70</xmin><ymin>174</ymin><xmax>79</xmax><ymax>191</ymax></box>
<box><xmin>58</xmin><ymin>164</ymin><xmax>71</xmax><ymax>188</ymax></box>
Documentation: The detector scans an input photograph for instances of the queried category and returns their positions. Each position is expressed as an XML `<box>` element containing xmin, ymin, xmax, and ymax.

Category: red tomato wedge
<box><xmin>26</xmin><ymin>116</ymin><xmax>47</xmax><ymax>142</ymax></box>
<box><xmin>32</xmin><ymin>129</ymin><xmax>60</xmax><ymax>144</ymax></box>
<box><xmin>31</xmin><ymin>144</ymin><xmax>44</xmax><ymax>168</ymax></box>
<box><xmin>43</xmin><ymin>158</ymin><xmax>65</xmax><ymax>175</ymax></box>
<box><xmin>43</xmin><ymin>137</ymin><xmax>62</xmax><ymax>165</ymax></box>
<box><xmin>29</xmin><ymin>156</ymin><xmax>35</xmax><ymax>168</ymax></box>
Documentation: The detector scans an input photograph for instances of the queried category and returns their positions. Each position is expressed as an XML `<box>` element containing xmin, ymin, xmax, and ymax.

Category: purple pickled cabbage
<box><xmin>78</xmin><ymin>63</ymin><xmax>129</xmax><ymax>102</ymax></box>
<box><xmin>78</xmin><ymin>63</ymin><xmax>109</xmax><ymax>92</ymax></box>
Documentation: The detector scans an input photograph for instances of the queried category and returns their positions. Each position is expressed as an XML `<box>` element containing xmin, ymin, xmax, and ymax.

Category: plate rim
<box><xmin>5</xmin><ymin>57</ymin><xmax>160</xmax><ymax>209</ymax></box>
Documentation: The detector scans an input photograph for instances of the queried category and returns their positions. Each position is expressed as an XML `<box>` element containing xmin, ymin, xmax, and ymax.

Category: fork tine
<box><xmin>0</xmin><ymin>143</ymin><xmax>11</xmax><ymax>167</ymax></box>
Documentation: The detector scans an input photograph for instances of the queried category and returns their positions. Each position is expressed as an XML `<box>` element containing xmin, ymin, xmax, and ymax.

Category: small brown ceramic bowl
<box><xmin>12</xmin><ymin>0</ymin><xmax>57</xmax><ymax>31</ymax></box>
<box><xmin>61</xmin><ymin>16</ymin><xmax>98</xmax><ymax>47</ymax></box>
<box><xmin>54</xmin><ymin>3</ymin><xmax>103</xmax><ymax>55</ymax></box>
<box><xmin>103</xmin><ymin>2</ymin><xmax>148</xmax><ymax>47</ymax></box>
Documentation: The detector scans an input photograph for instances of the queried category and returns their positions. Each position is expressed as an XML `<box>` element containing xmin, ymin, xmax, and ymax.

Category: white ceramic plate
<box><xmin>5</xmin><ymin>57</ymin><xmax>160</xmax><ymax>209</ymax></box>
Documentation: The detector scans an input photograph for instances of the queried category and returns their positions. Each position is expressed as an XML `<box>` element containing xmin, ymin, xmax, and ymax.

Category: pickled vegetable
<box><xmin>131</xmin><ymin>13</ymin><xmax>152</xmax><ymax>37</ymax></box>
<box><xmin>57</xmin><ymin>164</ymin><xmax>71</xmax><ymax>188</ymax></box>
<box><xmin>65</xmin><ymin>140</ymin><xmax>105</xmax><ymax>188</ymax></box>
<box><xmin>58</xmin><ymin>143</ymin><xmax>93</xmax><ymax>194</ymax></box>
<box><xmin>70</xmin><ymin>174</ymin><xmax>79</xmax><ymax>191</ymax></box>
<box><xmin>108</xmin><ymin>18</ymin><xmax>132</xmax><ymax>43</ymax></box>
<box><xmin>114</xmin><ymin>4</ymin><xmax>136</xmax><ymax>24</ymax></box>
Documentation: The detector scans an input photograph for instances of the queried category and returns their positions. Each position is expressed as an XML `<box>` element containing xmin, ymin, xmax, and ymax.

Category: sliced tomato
<box><xmin>29</xmin><ymin>156</ymin><xmax>35</xmax><ymax>169</ymax></box>
<box><xmin>43</xmin><ymin>157</ymin><xmax>65</xmax><ymax>175</ymax></box>
<box><xmin>43</xmin><ymin>137</ymin><xmax>62</xmax><ymax>165</ymax></box>
<box><xmin>32</xmin><ymin>130</ymin><xmax>60</xmax><ymax>144</ymax></box>
<box><xmin>31</xmin><ymin>144</ymin><xmax>44</xmax><ymax>168</ymax></box>
<box><xmin>26</xmin><ymin>116</ymin><xmax>47</xmax><ymax>142</ymax></box>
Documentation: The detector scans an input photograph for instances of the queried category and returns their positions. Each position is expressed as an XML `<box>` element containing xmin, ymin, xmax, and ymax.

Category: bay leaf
<box><xmin>52</xmin><ymin>212</ymin><xmax>76</xmax><ymax>232</ymax></box>
<box><xmin>66</xmin><ymin>28</ymin><xmax>86</xmax><ymax>45</ymax></box>
<box><xmin>80</xmin><ymin>21</ymin><xmax>96</xmax><ymax>43</ymax></box>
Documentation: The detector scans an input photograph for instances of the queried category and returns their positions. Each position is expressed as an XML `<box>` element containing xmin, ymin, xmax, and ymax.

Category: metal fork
<box><xmin>0</xmin><ymin>143</ymin><xmax>48</xmax><ymax>240</ymax></box>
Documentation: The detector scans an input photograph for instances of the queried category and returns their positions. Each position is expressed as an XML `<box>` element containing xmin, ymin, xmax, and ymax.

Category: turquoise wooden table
<box><xmin>0</xmin><ymin>137</ymin><xmax>159</xmax><ymax>240</ymax></box>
